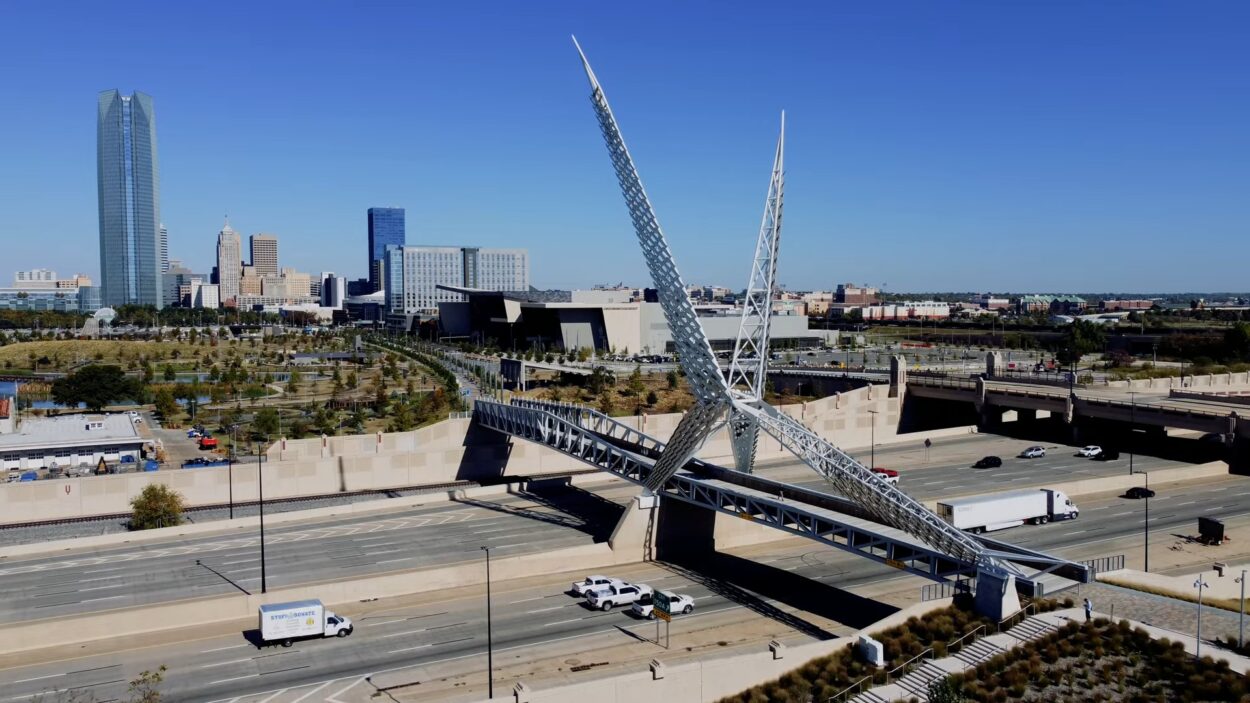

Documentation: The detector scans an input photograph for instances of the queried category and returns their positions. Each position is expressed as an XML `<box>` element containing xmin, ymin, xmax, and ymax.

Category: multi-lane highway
<box><xmin>0</xmin><ymin>430</ymin><xmax>1246</xmax><ymax>702</ymax></box>
<box><xmin>0</xmin><ymin>482</ymin><xmax>625</xmax><ymax>623</ymax></box>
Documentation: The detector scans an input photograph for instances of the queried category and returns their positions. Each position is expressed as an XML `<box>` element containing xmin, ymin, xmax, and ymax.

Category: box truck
<box><xmin>936</xmin><ymin>488</ymin><xmax>1078</xmax><ymax>534</ymax></box>
<box><xmin>258</xmin><ymin>599</ymin><xmax>353</xmax><ymax>647</ymax></box>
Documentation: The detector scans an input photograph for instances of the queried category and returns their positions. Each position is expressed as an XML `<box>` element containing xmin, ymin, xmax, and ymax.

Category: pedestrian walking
<box><xmin>1084</xmin><ymin>598</ymin><xmax>1093</xmax><ymax>623</ymax></box>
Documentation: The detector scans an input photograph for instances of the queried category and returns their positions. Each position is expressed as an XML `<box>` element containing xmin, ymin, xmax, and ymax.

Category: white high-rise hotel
<box><xmin>215</xmin><ymin>220</ymin><xmax>242</xmax><ymax>305</ymax></box>
<box><xmin>384</xmin><ymin>246</ymin><xmax>529</xmax><ymax>314</ymax></box>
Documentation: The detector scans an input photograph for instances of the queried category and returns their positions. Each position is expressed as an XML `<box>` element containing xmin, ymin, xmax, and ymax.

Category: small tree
<box><xmin>627</xmin><ymin>365</ymin><xmax>645</xmax><ymax>397</ymax></box>
<box><xmin>666</xmin><ymin>369</ymin><xmax>679</xmax><ymax>390</ymax></box>
<box><xmin>927</xmin><ymin>678</ymin><xmax>966</xmax><ymax>703</ymax></box>
<box><xmin>51</xmin><ymin>365</ymin><xmax>141</xmax><ymax>411</ymax></box>
<box><xmin>128</xmin><ymin>665</ymin><xmax>168</xmax><ymax>703</ymax></box>
<box><xmin>253</xmin><ymin>407</ymin><xmax>280</xmax><ymax>437</ymax></box>
<box><xmin>130</xmin><ymin>485</ymin><xmax>185</xmax><ymax>530</ymax></box>
<box><xmin>153</xmin><ymin>387</ymin><xmax>178</xmax><ymax>421</ymax></box>
<box><xmin>645</xmin><ymin>390</ymin><xmax>659</xmax><ymax>406</ymax></box>
<box><xmin>163</xmin><ymin>364</ymin><xmax>176</xmax><ymax>382</ymax></box>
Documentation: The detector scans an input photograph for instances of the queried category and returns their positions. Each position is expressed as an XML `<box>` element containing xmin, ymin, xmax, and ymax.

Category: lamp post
<box><xmin>228</xmin><ymin>425</ymin><xmax>237</xmax><ymax>519</ymax></box>
<box><xmin>1133</xmin><ymin>469</ymin><xmax>1149</xmax><ymax>572</ymax></box>
<box><xmin>481</xmin><ymin>546</ymin><xmax>494</xmax><ymax>698</ymax></box>
<box><xmin>868</xmin><ymin>409</ymin><xmax>878</xmax><ymax>469</ymax></box>
<box><xmin>1128</xmin><ymin>391</ymin><xmax>1137</xmax><ymax>477</ymax></box>
<box><xmin>1237</xmin><ymin>570</ymin><xmax>1247</xmax><ymax>650</ymax></box>
<box><xmin>1195</xmin><ymin>577</ymin><xmax>1208</xmax><ymax>659</ymax></box>
<box><xmin>258</xmin><ymin>437</ymin><xmax>268</xmax><ymax>594</ymax></box>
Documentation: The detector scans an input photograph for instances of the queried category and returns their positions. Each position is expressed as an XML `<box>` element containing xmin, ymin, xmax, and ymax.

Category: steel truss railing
<box><xmin>475</xmin><ymin>398</ymin><xmax>977</xmax><ymax>583</ymax></box>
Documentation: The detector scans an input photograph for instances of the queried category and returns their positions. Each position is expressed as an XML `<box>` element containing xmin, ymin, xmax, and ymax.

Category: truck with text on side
<box><xmin>936</xmin><ymin>488</ymin><xmax>1078</xmax><ymax>534</ymax></box>
<box><xmin>258</xmin><ymin>599</ymin><xmax>353</xmax><ymax>647</ymax></box>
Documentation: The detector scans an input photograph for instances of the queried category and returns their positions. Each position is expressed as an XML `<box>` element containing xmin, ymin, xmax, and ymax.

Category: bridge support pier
<box><xmin>608</xmin><ymin>492</ymin><xmax>659</xmax><ymax>563</ymax></box>
<box><xmin>1231</xmin><ymin>424</ymin><xmax>1250</xmax><ymax>476</ymax></box>
<box><xmin>974</xmin><ymin>569</ymin><xmax>1021</xmax><ymax>621</ymax></box>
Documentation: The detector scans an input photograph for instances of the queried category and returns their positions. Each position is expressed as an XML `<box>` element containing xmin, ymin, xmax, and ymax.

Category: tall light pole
<box><xmin>1194</xmin><ymin>577</ymin><xmax>1208</xmax><ymax>659</ymax></box>
<box><xmin>868</xmin><ymin>409</ymin><xmax>878</xmax><ymax>469</ymax></box>
<box><xmin>258</xmin><ymin>437</ymin><xmax>268</xmax><ymax>594</ymax></box>
<box><xmin>480</xmin><ymin>546</ymin><xmax>494</xmax><ymax>698</ymax></box>
<box><xmin>1134</xmin><ymin>469</ymin><xmax>1149</xmax><ymax>572</ymax></box>
<box><xmin>1127</xmin><ymin>391</ymin><xmax>1138</xmax><ymax>477</ymax></box>
<box><xmin>1237</xmin><ymin>570</ymin><xmax>1247</xmax><ymax>650</ymax></box>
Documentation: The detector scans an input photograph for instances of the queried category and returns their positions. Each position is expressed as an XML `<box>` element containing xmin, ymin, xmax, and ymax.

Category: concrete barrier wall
<box><xmin>469</xmin><ymin>599</ymin><xmax>953</xmax><ymax>703</ymax></box>
<box><xmin>1105</xmin><ymin>372</ymin><xmax>1250</xmax><ymax>391</ymax></box>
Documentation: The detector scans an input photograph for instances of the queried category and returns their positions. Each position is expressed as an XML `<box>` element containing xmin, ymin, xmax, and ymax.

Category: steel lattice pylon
<box><xmin>727</xmin><ymin>114</ymin><xmax>786</xmax><ymax>473</ymax></box>
<box><xmin>572</xmin><ymin>38</ymin><xmax>1013</xmax><ymax>577</ymax></box>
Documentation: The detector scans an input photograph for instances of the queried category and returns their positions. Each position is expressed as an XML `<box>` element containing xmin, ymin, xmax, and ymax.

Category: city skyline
<box><xmin>2</xmin><ymin>2</ymin><xmax>1247</xmax><ymax>293</ymax></box>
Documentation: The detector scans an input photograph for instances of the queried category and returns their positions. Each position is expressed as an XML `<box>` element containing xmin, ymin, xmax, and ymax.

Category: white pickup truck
<box><xmin>632</xmin><ymin>590</ymin><xmax>695</xmax><ymax>619</ymax></box>
<box><xmin>585</xmin><ymin>582</ymin><xmax>652</xmax><ymax>611</ymax></box>
<box><xmin>571</xmin><ymin>575</ymin><xmax>625</xmax><ymax>596</ymax></box>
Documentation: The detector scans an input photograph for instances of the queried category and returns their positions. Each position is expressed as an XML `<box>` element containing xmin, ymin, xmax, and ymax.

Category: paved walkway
<box><xmin>1080</xmin><ymin>580</ymin><xmax>1247</xmax><ymax>648</ymax></box>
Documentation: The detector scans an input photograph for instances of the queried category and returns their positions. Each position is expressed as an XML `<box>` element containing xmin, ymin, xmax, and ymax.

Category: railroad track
<box><xmin>0</xmin><ymin>468</ymin><xmax>602</xmax><ymax>530</ymax></box>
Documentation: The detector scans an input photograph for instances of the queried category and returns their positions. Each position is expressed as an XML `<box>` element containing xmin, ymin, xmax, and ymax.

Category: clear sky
<box><xmin>1</xmin><ymin>1</ymin><xmax>1247</xmax><ymax>294</ymax></box>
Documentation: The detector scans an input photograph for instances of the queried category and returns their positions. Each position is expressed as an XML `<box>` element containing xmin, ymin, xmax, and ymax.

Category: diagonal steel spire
<box><xmin>573</xmin><ymin>36</ymin><xmax>729</xmax><ymax>487</ymax></box>
<box><xmin>727</xmin><ymin>113</ymin><xmax>786</xmax><ymax>472</ymax></box>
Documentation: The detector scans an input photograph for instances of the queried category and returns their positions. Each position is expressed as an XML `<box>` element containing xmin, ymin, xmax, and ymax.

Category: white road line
<box><xmin>199</xmin><ymin>657</ymin><xmax>254</xmax><ymax>669</ymax></box>
<box><xmin>524</xmin><ymin>605</ymin><xmax>566</xmax><ymax>614</ymax></box>
<box><xmin>256</xmin><ymin>689</ymin><xmax>288</xmax><ymax>703</ymax></box>
<box><xmin>221</xmin><ymin>558</ymin><xmax>260</xmax><ymax>565</ymax></box>
<box><xmin>377</xmin><ymin>557</ymin><xmax>414</xmax><ymax>565</ymax></box>
<box><xmin>377</xmin><ymin>628</ymin><xmax>427</xmax><ymax>639</ymax></box>
<box><xmin>81</xmin><ymin>595</ymin><xmax>126</xmax><ymax>602</ymax></box>
<box><xmin>287</xmin><ymin>680</ymin><xmax>334</xmax><ymax>703</ymax></box>
<box><xmin>1063</xmin><ymin>530</ymin><xmax>1087</xmax><ymax>536</ymax></box>
<box><xmin>1176</xmin><ymin>501</ymin><xmax>1196</xmax><ymax>506</ymax></box>
<box><xmin>543</xmin><ymin>617</ymin><xmax>585</xmax><ymax>627</ymax></box>
<box><xmin>1110</xmin><ymin>511</ymin><xmax>1135</xmax><ymax>517</ymax></box>
<box><xmin>387</xmin><ymin>643</ymin><xmax>432</xmax><ymax>654</ymax></box>
<box><xmin>202</xmin><ymin>643</ymin><xmax>252</xmax><ymax>653</ymax></box>
<box><xmin>508</xmin><ymin>595</ymin><xmax>546</xmax><ymax>604</ymax></box>
<box><xmin>492</xmin><ymin>543</ymin><xmax>527</xmax><ymax>549</ymax></box>
<box><xmin>13</xmin><ymin>673</ymin><xmax>61</xmax><ymax>683</ymax></box>
<box><xmin>208</xmin><ymin>674</ymin><xmax>259</xmax><ymax>685</ymax></box>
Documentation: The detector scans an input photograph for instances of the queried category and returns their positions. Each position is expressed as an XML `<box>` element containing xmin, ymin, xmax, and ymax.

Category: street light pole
<box><xmin>1134</xmin><ymin>469</ymin><xmax>1149</xmax><ymax>572</ymax></box>
<box><xmin>228</xmin><ymin>425</ymin><xmax>237</xmax><ymax>519</ymax></box>
<box><xmin>868</xmin><ymin>409</ymin><xmax>878</xmax><ymax>468</ymax></box>
<box><xmin>1237</xmin><ymin>570</ymin><xmax>1247</xmax><ymax>650</ymax></box>
<box><xmin>481</xmin><ymin>546</ymin><xmax>494</xmax><ymax>698</ymax></box>
<box><xmin>1128</xmin><ymin>391</ymin><xmax>1137</xmax><ymax>477</ymax></box>
<box><xmin>258</xmin><ymin>438</ymin><xmax>267</xmax><ymax>594</ymax></box>
<box><xmin>1194</xmin><ymin>577</ymin><xmax>1208</xmax><ymax>659</ymax></box>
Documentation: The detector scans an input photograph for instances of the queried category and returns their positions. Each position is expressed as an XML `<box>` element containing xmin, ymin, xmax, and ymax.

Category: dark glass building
<box><xmin>97</xmin><ymin>90</ymin><xmax>163</xmax><ymax>308</ymax></box>
<box><xmin>367</xmin><ymin>207</ymin><xmax>406</xmax><ymax>292</ymax></box>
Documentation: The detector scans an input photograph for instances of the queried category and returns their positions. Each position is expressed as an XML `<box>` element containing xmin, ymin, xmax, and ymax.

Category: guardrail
<box><xmin>826</xmin><ymin>674</ymin><xmax>874</xmax><ymax>703</ymax></box>
<box><xmin>997</xmin><ymin>602</ymin><xmax>1037</xmax><ymax>633</ymax></box>
<box><xmin>1081</xmin><ymin>554</ymin><xmax>1125</xmax><ymax>576</ymax></box>
<box><xmin>921</xmin><ymin>580</ymin><xmax>974</xmax><ymax>601</ymax></box>
<box><xmin>886</xmin><ymin>647</ymin><xmax>934</xmax><ymax>683</ymax></box>
<box><xmin>946</xmin><ymin>624</ymin><xmax>987</xmax><ymax>656</ymax></box>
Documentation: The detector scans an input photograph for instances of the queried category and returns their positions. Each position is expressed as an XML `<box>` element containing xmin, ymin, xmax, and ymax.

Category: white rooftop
<box><xmin>0</xmin><ymin>413</ymin><xmax>144</xmax><ymax>451</ymax></box>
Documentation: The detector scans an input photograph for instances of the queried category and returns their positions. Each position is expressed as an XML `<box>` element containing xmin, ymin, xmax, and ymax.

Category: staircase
<box><xmin>844</xmin><ymin>609</ymin><xmax>1073</xmax><ymax>703</ymax></box>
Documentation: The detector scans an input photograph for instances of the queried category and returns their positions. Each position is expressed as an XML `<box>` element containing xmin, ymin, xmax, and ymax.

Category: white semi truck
<box><xmin>936</xmin><ymin>488</ymin><xmax>1078</xmax><ymax>534</ymax></box>
<box><xmin>258</xmin><ymin>599</ymin><xmax>353</xmax><ymax>647</ymax></box>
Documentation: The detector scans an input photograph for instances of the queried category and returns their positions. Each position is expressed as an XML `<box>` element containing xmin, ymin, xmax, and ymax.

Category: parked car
<box><xmin>1094</xmin><ymin>448</ymin><xmax>1121</xmax><ymax>461</ymax></box>
<box><xmin>1078</xmin><ymin>445</ymin><xmax>1102</xmax><ymax>458</ymax></box>
<box><xmin>870</xmin><ymin>467</ymin><xmax>900</xmax><ymax>486</ymax></box>
<box><xmin>1125</xmin><ymin>486</ymin><xmax>1155</xmax><ymax>499</ymax></box>
<box><xmin>973</xmin><ymin>456</ymin><xmax>1002</xmax><ymax>469</ymax></box>
<box><xmin>1020</xmin><ymin>446</ymin><xmax>1046</xmax><ymax>459</ymax></box>
<box><xmin>586</xmin><ymin>582</ymin><xmax>652</xmax><ymax>611</ymax></box>
<box><xmin>571</xmin><ymin>575</ymin><xmax>625</xmax><ymax>596</ymax></box>
<box><xmin>632</xmin><ymin>591</ymin><xmax>695</xmax><ymax>619</ymax></box>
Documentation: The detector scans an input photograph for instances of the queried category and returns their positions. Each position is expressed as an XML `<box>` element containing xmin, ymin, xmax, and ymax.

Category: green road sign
<box><xmin>653</xmin><ymin>590</ymin><xmax>672</xmax><ymax>621</ymax></box>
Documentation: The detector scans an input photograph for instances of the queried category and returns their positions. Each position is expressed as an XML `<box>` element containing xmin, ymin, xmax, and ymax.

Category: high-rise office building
<box><xmin>159</xmin><ymin>224</ymin><xmax>169</xmax><ymax>273</ymax></box>
<box><xmin>250</xmin><ymin>234</ymin><xmax>278</xmax><ymax>276</ymax></box>
<box><xmin>367</xmin><ymin>207</ymin><xmax>406</xmax><ymax>292</ymax></box>
<box><xmin>384</xmin><ymin>245</ymin><xmax>529</xmax><ymax>314</ymax></box>
<box><xmin>97</xmin><ymin>90</ymin><xmax>163</xmax><ymax>308</ymax></box>
<box><xmin>215</xmin><ymin>220</ymin><xmax>242</xmax><ymax>305</ymax></box>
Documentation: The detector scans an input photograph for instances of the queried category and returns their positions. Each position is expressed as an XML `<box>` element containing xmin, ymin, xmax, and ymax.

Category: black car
<box><xmin>1125</xmin><ymin>486</ymin><xmax>1155</xmax><ymax>499</ymax></box>
<box><xmin>973</xmin><ymin>456</ymin><xmax>1002</xmax><ymax>469</ymax></box>
<box><xmin>1095</xmin><ymin>449</ymin><xmax>1121</xmax><ymax>461</ymax></box>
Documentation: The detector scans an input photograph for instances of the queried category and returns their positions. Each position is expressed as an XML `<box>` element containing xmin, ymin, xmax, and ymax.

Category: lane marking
<box><xmin>208</xmin><ymin>674</ymin><xmax>259</xmax><ymax>685</ymax></box>
<box><xmin>287</xmin><ymin>680</ymin><xmax>333</xmax><ymax>703</ymax></box>
<box><xmin>13</xmin><ymin>673</ymin><xmax>61</xmax><ymax>684</ymax></box>
<box><xmin>388</xmin><ymin>643</ymin><xmax>432</xmax><ymax>654</ymax></box>
<box><xmin>377</xmin><ymin>628</ymin><xmax>427</xmax><ymax>640</ymax></box>
<box><xmin>202</xmin><ymin>643</ymin><xmax>252</xmax><ymax>653</ymax></box>
<box><xmin>543</xmin><ymin>617</ymin><xmax>585</xmax><ymax>627</ymax></box>
<box><xmin>199</xmin><ymin>658</ymin><xmax>254</xmax><ymax>669</ymax></box>
<box><xmin>524</xmin><ymin>605</ymin><xmax>566</xmax><ymax>614</ymax></box>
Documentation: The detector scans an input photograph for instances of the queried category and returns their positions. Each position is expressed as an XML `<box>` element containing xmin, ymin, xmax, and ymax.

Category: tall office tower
<box><xmin>159</xmin><ymin>224</ymin><xmax>169</xmax><ymax>273</ymax></box>
<box><xmin>215</xmin><ymin>220</ymin><xmax>242</xmax><ymax>305</ymax></box>
<box><xmin>250</xmin><ymin>234</ymin><xmax>278</xmax><ymax>276</ymax></box>
<box><xmin>97</xmin><ymin>90</ymin><xmax>163</xmax><ymax>308</ymax></box>
<box><xmin>367</xmin><ymin>207</ymin><xmax>405</xmax><ymax>292</ymax></box>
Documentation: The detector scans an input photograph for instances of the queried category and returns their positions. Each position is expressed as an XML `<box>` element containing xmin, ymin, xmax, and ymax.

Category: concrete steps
<box><xmin>847</xmin><ymin>688</ymin><xmax>890</xmax><ymax>703</ymax></box>
<box><xmin>952</xmin><ymin>637</ymin><xmax>1004</xmax><ymax>668</ymax></box>
<box><xmin>893</xmin><ymin>660</ymin><xmax>951</xmax><ymax>700</ymax></box>
<box><xmin>1005</xmin><ymin>614</ymin><xmax>1058</xmax><ymax>644</ymax></box>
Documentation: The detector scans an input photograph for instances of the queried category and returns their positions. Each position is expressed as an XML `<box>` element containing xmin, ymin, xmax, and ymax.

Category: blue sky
<box><xmin>1</xmin><ymin>1</ymin><xmax>1247</xmax><ymax>293</ymax></box>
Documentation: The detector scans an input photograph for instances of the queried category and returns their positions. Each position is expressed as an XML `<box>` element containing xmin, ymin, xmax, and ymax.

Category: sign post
<box><xmin>653</xmin><ymin>591</ymin><xmax>672</xmax><ymax>648</ymax></box>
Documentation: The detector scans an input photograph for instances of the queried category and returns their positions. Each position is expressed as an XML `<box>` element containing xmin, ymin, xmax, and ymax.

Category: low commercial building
<box><xmin>836</xmin><ymin>283</ymin><xmax>879</xmax><ymax>305</ymax></box>
<box><xmin>0</xmin><ymin>413</ymin><xmax>148</xmax><ymax>472</ymax></box>
<box><xmin>1100</xmin><ymin>299</ymin><xmax>1154</xmax><ymax>312</ymax></box>
<box><xmin>436</xmin><ymin>287</ymin><xmax>822</xmax><ymax>354</ymax></box>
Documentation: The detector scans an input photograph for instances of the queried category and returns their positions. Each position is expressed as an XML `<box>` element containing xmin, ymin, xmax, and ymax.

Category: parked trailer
<box><xmin>936</xmin><ymin>488</ymin><xmax>1078</xmax><ymax>534</ymax></box>
<box><xmin>258</xmin><ymin>599</ymin><xmax>353</xmax><ymax>647</ymax></box>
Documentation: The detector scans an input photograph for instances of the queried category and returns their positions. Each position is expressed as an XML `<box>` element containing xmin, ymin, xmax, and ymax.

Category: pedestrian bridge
<box><xmin>471</xmin><ymin>397</ymin><xmax>1092</xmax><ymax>597</ymax></box>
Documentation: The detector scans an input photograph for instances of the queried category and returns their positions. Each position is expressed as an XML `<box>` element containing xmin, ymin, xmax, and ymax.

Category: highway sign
<box><xmin>653</xmin><ymin>590</ymin><xmax>672</xmax><ymax>621</ymax></box>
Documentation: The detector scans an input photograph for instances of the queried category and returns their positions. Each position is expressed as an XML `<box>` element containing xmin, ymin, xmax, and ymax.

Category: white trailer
<box><xmin>258</xmin><ymin>599</ymin><xmax>353</xmax><ymax>646</ymax></box>
<box><xmin>936</xmin><ymin>488</ymin><xmax>1078</xmax><ymax>534</ymax></box>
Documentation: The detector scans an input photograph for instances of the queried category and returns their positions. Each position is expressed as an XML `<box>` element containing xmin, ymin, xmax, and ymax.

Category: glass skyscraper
<box><xmin>368</xmin><ymin>207</ymin><xmax>406</xmax><ymax>292</ymax></box>
<box><xmin>97</xmin><ymin>90</ymin><xmax>163</xmax><ymax>308</ymax></box>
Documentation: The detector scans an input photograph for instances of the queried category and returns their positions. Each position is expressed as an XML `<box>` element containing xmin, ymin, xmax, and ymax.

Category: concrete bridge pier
<box><xmin>1231</xmin><ymin>415</ymin><xmax>1250</xmax><ymax>476</ymax></box>
<box><xmin>974</xmin><ymin>569</ymin><xmax>1021</xmax><ymax>621</ymax></box>
<box><xmin>608</xmin><ymin>491</ymin><xmax>660</xmax><ymax>563</ymax></box>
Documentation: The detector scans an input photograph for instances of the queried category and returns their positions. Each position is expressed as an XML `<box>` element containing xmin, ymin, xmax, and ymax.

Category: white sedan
<box><xmin>631</xmin><ymin>591</ymin><xmax>695</xmax><ymax>619</ymax></box>
<box><xmin>1078</xmin><ymin>445</ymin><xmax>1103</xmax><ymax>458</ymax></box>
